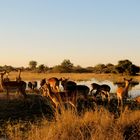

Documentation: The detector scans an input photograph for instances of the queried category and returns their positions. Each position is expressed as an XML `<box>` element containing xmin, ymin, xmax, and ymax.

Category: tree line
<box><xmin>0</xmin><ymin>59</ymin><xmax>139</xmax><ymax>75</ymax></box>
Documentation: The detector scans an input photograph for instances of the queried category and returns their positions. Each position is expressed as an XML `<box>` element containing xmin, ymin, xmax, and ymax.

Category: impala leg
<box><xmin>106</xmin><ymin>91</ymin><xmax>110</xmax><ymax>103</ymax></box>
<box><xmin>90</xmin><ymin>89</ymin><xmax>94</xmax><ymax>95</ymax></box>
<box><xmin>20</xmin><ymin>89</ymin><xmax>27</xmax><ymax>98</ymax></box>
<box><xmin>117</xmin><ymin>97</ymin><xmax>120</xmax><ymax>108</ymax></box>
<box><xmin>56</xmin><ymin>86</ymin><xmax>60</xmax><ymax>92</ymax></box>
<box><xmin>6</xmin><ymin>89</ymin><xmax>9</xmax><ymax>96</ymax></box>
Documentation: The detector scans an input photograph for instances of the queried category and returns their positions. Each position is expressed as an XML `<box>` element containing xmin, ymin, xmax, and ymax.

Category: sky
<box><xmin>0</xmin><ymin>0</ymin><xmax>140</xmax><ymax>67</ymax></box>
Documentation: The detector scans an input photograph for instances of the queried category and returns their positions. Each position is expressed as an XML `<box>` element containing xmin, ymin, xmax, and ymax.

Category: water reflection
<box><xmin>77</xmin><ymin>78</ymin><xmax>117</xmax><ymax>93</ymax></box>
<box><xmin>26</xmin><ymin>78</ymin><xmax>140</xmax><ymax>98</ymax></box>
<box><xmin>76</xmin><ymin>78</ymin><xmax>140</xmax><ymax>98</ymax></box>
<box><xmin>113</xmin><ymin>81</ymin><xmax>139</xmax><ymax>88</ymax></box>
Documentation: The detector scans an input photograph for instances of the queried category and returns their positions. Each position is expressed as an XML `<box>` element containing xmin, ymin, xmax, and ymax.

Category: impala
<box><xmin>90</xmin><ymin>83</ymin><xmax>111</xmax><ymax>102</ymax></box>
<box><xmin>116</xmin><ymin>78</ymin><xmax>132</xmax><ymax>107</ymax></box>
<box><xmin>60</xmin><ymin>77</ymin><xmax>77</xmax><ymax>91</ymax></box>
<box><xmin>40</xmin><ymin>77</ymin><xmax>61</xmax><ymax>92</ymax></box>
<box><xmin>134</xmin><ymin>96</ymin><xmax>140</xmax><ymax>104</ymax></box>
<box><xmin>60</xmin><ymin>77</ymin><xmax>89</xmax><ymax>100</ymax></box>
<box><xmin>90</xmin><ymin>83</ymin><xmax>100</xmax><ymax>95</ymax></box>
<box><xmin>28</xmin><ymin>81</ymin><xmax>38</xmax><ymax>90</ymax></box>
<box><xmin>3</xmin><ymin>71</ymin><xmax>10</xmax><ymax>82</ymax></box>
<box><xmin>0</xmin><ymin>71</ymin><xmax>27</xmax><ymax>98</ymax></box>
<box><xmin>16</xmin><ymin>69</ymin><xmax>22</xmax><ymax>82</ymax></box>
<box><xmin>40</xmin><ymin>78</ymin><xmax>46</xmax><ymax>87</ymax></box>
<box><xmin>41</xmin><ymin>82</ymin><xmax>77</xmax><ymax>109</ymax></box>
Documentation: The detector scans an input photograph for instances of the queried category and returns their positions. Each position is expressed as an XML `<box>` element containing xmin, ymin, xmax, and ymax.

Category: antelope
<box><xmin>3</xmin><ymin>71</ymin><xmax>10</xmax><ymax>82</ymax></box>
<box><xmin>90</xmin><ymin>83</ymin><xmax>111</xmax><ymax>102</ymax></box>
<box><xmin>90</xmin><ymin>83</ymin><xmax>100</xmax><ymax>95</ymax></box>
<box><xmin>134</xmin><ymin>96</ymin><xmax>140</xmax><ymax>104</ymax></box>
<box><xmin>116</xmin><ymin>78</ymin><xmax>132</xmax><ymax>107</ymax></box>
<box><xmin>16</xmin><ymin>69</ymin><xmax>22</xmax><ymax>82</ymax></box>
<box><xmin>61</xmin><ymin>77</ymin><xmax>89</xmax><ymax>100</ymax></box>
<box><xmin>28</xmin><ymin>81</ymin><xmax>38</xmax><ymax>90</ymax></box>
<box><xmin>41</xmin><ymin>82</ymin><xmax>77</xmax><ymax>110</ymax></box>
<box><xmin>40</xmin><ymin>77</ymin><xmax>61</xmax><ymax>92</ymax></box>
<box><xmin>76</xmin><ymin>85</ymin><xmax>90</xmax><ymax>100</ymax></box>
<box><xmin>40</xmin><ymin>78</ymin><xmax>46</xmax><ymax>87</ymax></box>
<box><xmin>0</xmin><ymin>71</ymin><xmax>27</xmax><ymax>98</ymax></box>
<box><xmin>60</xmin><ymin>77</ymin><xmax>77</xmax><ymax>91</ymax></box>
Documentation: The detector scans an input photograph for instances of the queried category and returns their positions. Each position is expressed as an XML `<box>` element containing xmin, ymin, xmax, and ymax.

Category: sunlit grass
<box><xmin>1</xmin><ymin>107</ymin><xmax>140</xmax><ymax>140</ymax></box>
<box><xmin>1</xmin><ymin>72</ymin><xmax>140</xmax><ymax>140</ymax></box>
<box><xmin>7</xmin><ymin>71</ymin><xmax>139</xmax><ymax>82</ymax></box>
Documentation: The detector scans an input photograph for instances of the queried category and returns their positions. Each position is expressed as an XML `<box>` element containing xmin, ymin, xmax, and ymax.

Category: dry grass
<box><xmin>6</xmin><ymin>71</ymin><xmax>140</xmax><ymax>82</ymax></box>
<box><xmin>0</xmin><ymin>92</ymin><xmax>139</xmax><ymax>140</ymax></box>
<box><xmin>1</xmin><ymin>107</ymin><xmax>140</xmax><ymax>140</ymax></box>
<box><xmin>1</xmin><ymin>72</ymin><xmax>140</xmax><ymax>140</ymax></box>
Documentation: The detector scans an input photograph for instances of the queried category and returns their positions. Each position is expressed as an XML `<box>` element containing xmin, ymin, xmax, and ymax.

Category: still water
<box><xmin>77</xmin><ymin>78</ymin><xmax>140</xmax><ymax>98</ymax></box>
<box><xmin>30</xmin><ymin>78</ymin><xmax>140</xmax><ymax>98</ymax></box>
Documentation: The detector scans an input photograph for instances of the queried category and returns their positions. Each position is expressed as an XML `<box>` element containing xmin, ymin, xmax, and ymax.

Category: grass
<box><xmin>6</xmin><ymin>71</ymin><xmax>140</xmax><ymax>82</ymax></box>
<box><xmin>1</xmin><ymin>107</ymin><xmax>140</xmax><ymax>140</ymax></box>
<box><xmin>0</xmin><ymin>72</ymin><xmax>140</xmax><ymax>139</ymax></box>
<box><xmin>0</xmin><ymin>94</ymin><xmax>140</xmax><ymax>140</ymax></box>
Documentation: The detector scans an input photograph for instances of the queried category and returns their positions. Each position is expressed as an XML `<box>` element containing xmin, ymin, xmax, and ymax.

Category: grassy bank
<box><xmin>0</xmin><ymin>72</ymin><xmax>140</xmax><ymax>140</ymax></box>
<box><xmin>1</xmin><ymin>107</ymin><xmax>140</xmax><ymax>140</ymax></box>
<box><xmin>6</xmin><ymin>71</ymin><xmax>140</xmax><ymax>82</ymax></box>
<box><xmin>0</xmin><ymin>94</ymin><xmax>140</xmax><ymax>140</ymax></box>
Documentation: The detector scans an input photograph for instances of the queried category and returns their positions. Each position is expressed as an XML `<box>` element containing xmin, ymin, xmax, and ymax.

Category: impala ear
<box><xmin>59</xmin><ymin>77</ymin><xmax>62</xmax><ymax>81</ymax></box>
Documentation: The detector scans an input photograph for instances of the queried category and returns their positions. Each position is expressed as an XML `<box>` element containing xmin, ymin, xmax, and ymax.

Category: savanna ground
<box><xmin>0</xmin><ymin>72</ymin><xmax>140</xmax><ymax>140</ymax></box>
<box><xmin>5</xmin><ymin>71</ymin><xmax>140</xmax><ymax>82</ymax></box>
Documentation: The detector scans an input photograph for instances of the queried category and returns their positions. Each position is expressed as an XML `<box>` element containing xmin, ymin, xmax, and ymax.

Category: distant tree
<box><xmin>29</xmin><ymin>60</ymin><xmax>37</xmax><ymax>70</ymax></box>
<box><xmin>103</xmin><ymin>63</ymin><xmax>115</xmax><ymax>73</ymax></box>
<box><xmin>93</xmin><ymin>64</ymin><xmax>106</xmax><ymax>73</ymax></box>
<box><xmin>128</xmin><ymin>64</ymin><xmax>139</xmax><ymax>75</ymax></box>
<box><xmin>106</xmin><ymin>63</ymin><xmax>114</xmax><ymax>67</ymax></box>
<box><xmin>115</xmin><ymin>59</ymin><xmax>139</xmax><ymax>75</ymax></box>
<box><xmin>2</xmin><ymin>65</ymin><xmax>15</xmax><ymax>72</ymax></box>
<box><xmin>51</xmin><ymin>65</ymin><xmax>63</xmax><ymax>73</ymax></box>
<box><xmin>37</xmin><ymin>64</ymin><xmax>45</xmax><ymax>73</ymax></box>
<box><xmin>44</xmin><ymin>66</ymin><xmax>49</xmax><ymax>71</ymax></box>
<box><xmin>73</xmin><ymin>65</ymin><xmax>91</xmax><ymax>73</ymax></box>
<box><xmin>60</xmin><ymin>59</ymin><xmax>74</xmax><ymax>73</ymax></box>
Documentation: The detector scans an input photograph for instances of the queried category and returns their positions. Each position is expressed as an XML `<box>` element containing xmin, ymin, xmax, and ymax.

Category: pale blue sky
<box><xmin>0</xmin><ymin>0</ymin><xmax>140</xmax><ymax>67</ymax></box>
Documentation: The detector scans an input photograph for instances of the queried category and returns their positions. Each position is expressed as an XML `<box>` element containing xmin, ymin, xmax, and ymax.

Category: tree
<box><xmin>104</xmin><ymin>63</ymin><xmax>115</xmax><ymax>73</ymax></box>
<box><xmin>51</xmin><ymin>65</ymin><xmax>63</xmax><ymax>73</ymax></box>
<box><xmin>2</xmin><ymin>65</ymin><xmax>15</xmax><ymax>72</ymax></box>
<box><xmin>73</xmin><ymin>65</ymin><xmax>91</xmax><ymax>73</ymax></box>
<box><xmin>29</xmin><ymin>60</ymin><xmax>37</xmax><ymax>70</ymax></box>
<box><xmin>115</xmin><ymin>59</ymin><xmax>139</xmax><ymax>75</ymax></box>
<box><xmin>60</xmin><ymin>59</ymin><xmax>74</xmax><ymax>73</ymax></box>
<box><xmin>37</xmin><ymin>64</ymin><xmax>45</xmax><ymax>73</ymax></box>
<box><xmin>93</xmin><ymin>64</ymin><xmax>106</xmax><ymax>73</ymax></box>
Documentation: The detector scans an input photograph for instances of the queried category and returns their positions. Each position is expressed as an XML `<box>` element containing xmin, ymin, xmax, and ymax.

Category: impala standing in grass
<box><xmin>116</xmin><ymin>78</ymin><xmax>132</xmax><ymax>107</ymax></box>
<box><xmin>41</xmin><ymin>82</ymin><xmax>77</xmax><ymax>110</ymax></box>
<box><xmin>0</xmin><ymin>71</ymin><xmax>27</xmax><ymax>98</ymax></box>
<box><xmin>90</xmin><ymin>83</ymin><xmax>111</xmax><ymax>102</ymax></box>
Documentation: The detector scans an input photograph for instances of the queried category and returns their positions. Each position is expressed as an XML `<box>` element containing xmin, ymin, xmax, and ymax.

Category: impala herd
<box><xmin>0</xmin><ymin>70</ymin><xmax>139</xmax><ymax>111</ymax></box>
